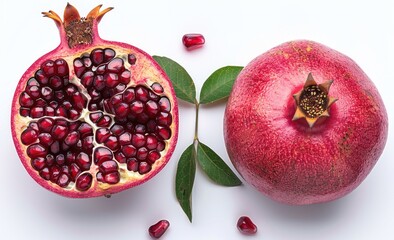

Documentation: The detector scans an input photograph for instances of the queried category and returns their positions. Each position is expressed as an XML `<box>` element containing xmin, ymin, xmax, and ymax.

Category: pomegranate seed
<box><xmin>135</xmin><ymin>86</ymin><xmax>149</xmax><ymax>102</ymax></box>
<box><xmin>50</xmin><ymin>165</ymin><xmax>61</xmax><ymax>182</ymax></box>
<box><xmin>97</xmin><ymin>115</ymin><xmax>112</xmax><ymax>127</ymax></box>
<box><xmin>110</xmin><ymin>125</ymin><xmax>125</xmax><ymax>136</ymax></box>
<box><xmin>156</xmin><ymin>126</ymin><xmax>171</xmax><ymax>140</ymax></box>
<box><xmin>56</xmin><ymin>154</ymin><xmax>66</xmax><ymax>165</ymax></box>
<box><xmin>61</xmin><ymin>165</ymin><xmax>70</xmax><ymax>174</ymax></box>
<box><xmin>41</xmin><ymin>59</ymin><xmax>56</xmax><ymax>76</ymax></box>
<box><xmin>82</xmin><ymin>56</ymin><xmax>93</xmax><ymax>69</ymax></box>
<box><xmin>45</xmin><ymin>106</ymin><xmax>55</xmax><ymax>116</ymax></box>
<box><xmin>46</xmin><ymin>154</ymin><xmax>55</xmax><ymax>166</ymax></box>
<box><xmin>146</xmin><ymin>120</ymin><xmax>157</xmax><ymax>132</ymax></box>
<box><xmin>146</xmin><ymin>100</ymin><xmax>159</xmax><ymax>117</ymax></box>
<box><xmin>148</xmin><ymin>220</ymin><xmax>170</xmax><ymax>239</ymax></box>
<box><xmin>96</xmin><ymin>64</ymin><xmax>106</xmax><ymax>74</ymax></box>
<box><xmin>38</xmin><ymin>133</ymin><xmax>53</xmax><ymax>146</ymax></box>
<box><xmin>56</xmin><ymin>106</ymin><xmax>68</xmax><ymax>117</ymax></box>
<box><xmin>62</xmin><ymin>101</ymin><xmax>72</xmax><ymax>110</ymax></box>
<box><xmin>237</xmin><ymin>216</ymin><xmax>257</xmax><ymax>235</ymax></box>
<box><xmin>70</xmin><ymin>163</ymin><xmax>81</xmax><ymax>180</ymax></box>
<box><xmin>158</xmin><ymin>97</ymin><xmax>171</xmax><ymax>112</ymax></box>
<box><xmin>75</xmin><ymin>152</ymin><xmax>91</xmax><ymax>170</ymax></box>
<box><xmin>137</xmin><ymin>113</ymin><xmax>149</xmax><ymax>124</ymax></box>
<box><xmin>49</xmin><ymin>76</ymin><xmax>63</xmax><ymax>89</ymax></box>
<box><xmin>145</xmin><ymin>135</ymin><xmax>158</xmax><ymax>150</ymax></box>
<box><xmin>90</xmin><ymin>48</ymin><xmax>104</xmax><ymax>66</ymax></box>
<box><xmin>94</xmin><ymin>75</ymin><xmax>105</xmax><ymax>90</ymax></box>
<box><xmin>26</xmin><ymin>85</ymin><xmax>40</xmax><ymax>99</ymax></box>
<box><xmin>27</xmin><ymin>78</ymin><xmax>40</xmax><ymax>87</ymax></box>
<box><xmin>96</xmin><ymin>128</ymin><xmax>111</xmax><ymax>143</ymax></box>
<box><xmin>119</xmin><ymin>132</ymin><xmax>132</xmax><ymax>145</ymax></box>
<box><xmin>78</xmin><ymin>122</ymin><xmax>93</xmax><ymax>137</ymax></box>
<box><xmin>134</xmin><ymin>124</ymin><xmax>146</xmax><ymax>134</ymax></box>
<box><xmin>120</xmin><ymin>70</ymin><xmax>131</xmax><ymax>84</ymax></box>
<box><xmin>30</xmin><ymin>107</ymin><xmax>45</xmax><ymax>118</ymax></box>
<box><xmin>104</xmin><ymin>136</ymin><xmax>119</xmax><ymax>150</ymax></box>
<box><xmin>72</xmin><ymin>92</ymin><xmax>86</xmax><ymax>110</ymax></box>
<box><xmin>149</xmin><ymin>91</ymin><xmax>160</xmax><ymax>101</ymax></box>
<box><xmin>147</xmin><ymin>150</ymin><xmax>160</xmax><ymax>164</ymax></box>
<box><xmin>114</xmin><ymin>102</ymin><xmax>129</xmax><ymax>118</ymax></box>
<box><xmin>104</xmin><ymin>48</ymin><xmax>116</xmax><ymax>61</ymax></box>
<box><xmin>19</xmin><ymin>92</ymin><xmax>34</xmax><ymax>107</ymax></box>
<box><xmin>57</xmin><ymin>173</ymin><xmax>70</xmax><ymax>187</ymax></box>
<box><xmin>52</xmin><ymin>125</ymin><xmax>68</xmax><ymax>140</ymax></box>
<box><xmin>182</xmin><ymin>34</ymin><xmax>205</xmax><ymax>49</ymax></box>
<box><xmin>76</xmin><ymin>172</ymin><xmax>93</xmax><ymax>191</ymax></box>
<box><xmin>81</xmin><ymin>71</ymin><xmax>95</xmax><ymax>87</ymax></box>
<box><xmin>55</xmin><ymin>58</ymin><xmax>69</xmax><ymax>77</ymax></box>
<box><xmin>35</xmin><ymin>70</ymin><xmax>48</xmax><ymax>85</ymax></box>
<box><xmin>27</xmin><ymin>144</ymin><xmax>47</xmax><ymax>158</ymax></box>
<box><xmin>21</xmin><ymin>128</ymin><xmax>38</xmax><ymax>145</ymax></box>
<box><xmin>40</xmin><ymin>168</ymin><xmax>51</xmax><ymax>180</ymax></box>
<box><xmin>151</xmin><ymin>83</ymin><xmax>164</xmax><ymax>94</ymax></box>
<box><xmin>64</xmin><ymin>131</ymin><xmax>80</xmax><ymax>146</ymax></box>
<box><xmin>54</xmin><ymin>91</ymin><xmax>65</xmax><ymax>101</ymax></box>
<box><xmin>82</xmin><ymin>136</ymin><xmax>94</xmax><ymax>152</ymax></box>
<box><xmin>137</xmin><ymin>147</ymin><xmax>148</xmax><ymax>161</ymax></box>
<box><xmin>130</xmin><ymin>100</ymin><xmax>144</xmax><ymax>114</ymax></box>
<box><xmin>127</xmin><ymin>158</ymin><xmax>139</xmax><ymax>171</ymax></box>
<box><xmin>132</xmin><ymin>133</ymin><xmax>146</xmax><ymax>148</ymax></box>
<box><xmin>107</xmin><ymin>58</ymin><xmax>124</xmax><ymax>73</ymax></box>
<box><xmin>99</xmin><ymin>160</ymin><xmax>118</xmax><ymax>174</ymax></box>
<box><xmin>50</xmin><ymin>141</ymin><xmax>60</xmax><ymax>154</ymax></box>
<box><xmin>29</xmin><ymin>122</ymin><xmax>39</xmax><ymax>131</ymax></box>
<box><xmin>123</xmin><ymin>88</ymin><xmax>135</xmax><ymax>103</ymax></box>
<box><xmin>157</xmin><ymin>112</ymin><xmax>172</xmax><ymax>126</ymax></box>
<box><xmin>157</xmin><ymin>141</ymin><xmax>166</xmax><ymax>152</ymax></box>
<box><xmin>31</xmin><ymin>157</ymin><xmax>46</xmax><ymax>170</ymax></box>
<box><xmin>90</xmin><ymin>112</ymin><xmax>103</xmax><ymax>122</ymax></box>
<box><xmin>127</xmin><ymin>54</ymin><xmax>137</xmax><ymax>65</ymax></box>
<box><xmin>94</xmin><ymin>147</ymin><xmax>113</xmax><ymax>165</ymax></box>
<box><xmin>104</xmin><ymin>172</ymin><xmax>120</xmax><ymax>184</ymax></box>
<box><xmin>114</xmin><ymin>151</ymin><xmax>127</xmax><ymax>163</ymax></box>
<box><xmin>122</xmin><ymin>145</ymin><xmax>137</xmax><ymax>158</ymax></box>
<box><xmin>138</xmin><ymin>161</ymin><xmax>151</xmax><ymax>174</ymax></box>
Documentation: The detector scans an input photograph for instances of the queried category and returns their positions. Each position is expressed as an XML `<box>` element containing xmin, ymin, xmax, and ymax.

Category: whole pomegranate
<box><xmin>224</xmin><ymin>40</ymin><xmax>388</xmax><ymax>205</ymax></box>
<box><xmin>11</xmin><ymin>4</ymin><xmax>178</xmax><ymax>198</ymax></box>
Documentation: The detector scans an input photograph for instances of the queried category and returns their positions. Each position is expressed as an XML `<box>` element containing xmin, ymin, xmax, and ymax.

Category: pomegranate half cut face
<box><xmin>11</xmin><ymin>4</ymin><xmax>178</xmax><ymax>198</ymax></box>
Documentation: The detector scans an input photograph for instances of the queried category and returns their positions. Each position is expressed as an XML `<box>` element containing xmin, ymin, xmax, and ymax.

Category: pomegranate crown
<box><xmin>42</xmin><ymin>3</ymin><xmax>113</xmax><ymax>48</ymax></box>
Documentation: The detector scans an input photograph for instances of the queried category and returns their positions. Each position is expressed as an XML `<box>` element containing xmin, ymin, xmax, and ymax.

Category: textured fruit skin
<box><xmin>11</xmin><ymin>7</ymin><xmax>178</xmax><ymax>198</ymax></box>
<box><xmin>224</xmin><ymin>40</ymin><xmax>388</xmax><ymax>205</ymax></box>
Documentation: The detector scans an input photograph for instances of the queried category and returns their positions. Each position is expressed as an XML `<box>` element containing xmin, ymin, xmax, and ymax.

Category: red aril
<box><xmin>148</xmin><ymin>219</ymin><xmax>170</xmax><ymax>239</ymax></box>
<box><xmin>237</xmin><ymin>216</ymin><xmax>257</xmax><ymax>235</ymax></box>
<box><xmin>224</xmin><ymin>40</ymin><xmax>388</xmax><ymax>205</ymax></box>
<box><xmin>182</xmin><ymin>34</ymin><xmax>205</xmax><ymax>49</ymax></box>
<box><xmin>11</xmin><ymin>4</ymin><xmax>178</xmax><ymax>198</ymax></box>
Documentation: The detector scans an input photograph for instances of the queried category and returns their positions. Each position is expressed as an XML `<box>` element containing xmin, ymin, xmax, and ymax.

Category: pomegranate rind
<box><xmin>12</xmin><ymin>40</ymin><xmax>178</xmax><ymax>198</ymax></box>
<box><xmin>224</xmin><ymin>40</ymin><xmax>388</xmax><ymax>205</ymax></box>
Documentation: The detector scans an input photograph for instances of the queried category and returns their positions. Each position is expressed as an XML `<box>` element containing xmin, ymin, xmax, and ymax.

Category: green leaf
<box><xmin>196</xmin><ymin>142</ymin><xmax>242</xmax><ymax>186</ymax></box>
<box><xmin>199</xmin><ymin>66</ymin><xmax>243</xmax><ymax>104</ymax></box>
<box><xmin>153</xmin><ymin>56</ymin><xmax>197</xmax><ymax>104</ymax></box>
<box><xmin>175</xmin><ymin>144</ymin><xmax>196</xmax><ymax>222</ymax></box>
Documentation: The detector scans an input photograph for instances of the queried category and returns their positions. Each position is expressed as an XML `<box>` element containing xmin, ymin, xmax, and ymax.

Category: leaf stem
<box><xmin>194</xmin><ymin>102</ymin><xmax>200</xmax><ymax>143</ymax></box>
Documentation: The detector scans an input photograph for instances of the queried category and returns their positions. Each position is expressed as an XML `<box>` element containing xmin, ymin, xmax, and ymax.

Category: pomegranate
<box><xmin>182</xmin><ymin>34</ymin><xmax>205</xmax><ymax>49</ymax></box>
<box><xmin>224</xmin><ymin>40</ymin><xmax>388</xmax><ymax>205</ymax></box>
<box><xmin>11</xmin><ymin>4</ymin><xmax>178</xmax><ymax>198</ymax></box>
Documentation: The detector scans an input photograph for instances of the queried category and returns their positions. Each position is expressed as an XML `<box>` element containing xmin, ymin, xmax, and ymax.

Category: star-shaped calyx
<box><xmin>292</xmin><ymin>73</ymin><xmax>338</xmax><ymax>127</ymax></box>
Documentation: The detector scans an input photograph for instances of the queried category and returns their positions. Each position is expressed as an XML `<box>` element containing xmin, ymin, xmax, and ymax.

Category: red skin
<box><xmin>224</xmin><ymin>40</ymin><xmax>388</xmax><ymax>205</ymax></box>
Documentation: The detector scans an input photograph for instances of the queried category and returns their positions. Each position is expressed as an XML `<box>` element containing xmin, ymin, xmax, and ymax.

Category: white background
<box><xmin>1</xmin><ymin>0</ymin><xmax>393</xmax><ymax>239</ymax></box>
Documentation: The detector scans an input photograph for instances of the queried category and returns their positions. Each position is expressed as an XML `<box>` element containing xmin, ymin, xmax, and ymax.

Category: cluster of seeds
<box><xmin>299</xmin><ymin>85</ymin><xmax>328</xmax><ymax>118</ymax></box>
<box><xmin>19</xmin><ymin>59</ymin><xmax>87</xmax><ymax>120</ymax></box>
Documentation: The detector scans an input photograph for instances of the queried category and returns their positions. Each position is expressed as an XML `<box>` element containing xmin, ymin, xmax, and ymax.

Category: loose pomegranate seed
<box><xmin>237</xmin><ymin>216</ymin><xmax>257</xmax><ymax>235</ymax></box>
<box><xmin>76</xmin><ymin>172</ymin><xmax>93</xmax><ymax>191</ymax></box>
<box><xmin>182</xmin><ymin>33</ymin><xmax>205</xmax><ymax>49</ymax></box>
<box><xmin>148</xmin><ymin>220</ymin><xmax>170</xmax><ymax>239</ymax></box>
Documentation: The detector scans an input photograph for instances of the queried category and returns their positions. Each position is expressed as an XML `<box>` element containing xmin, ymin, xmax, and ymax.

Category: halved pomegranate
<box><xmin>11</xmin><ymin>4</ymin><xmax>178</xmax><ymax>198</ymax></box>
